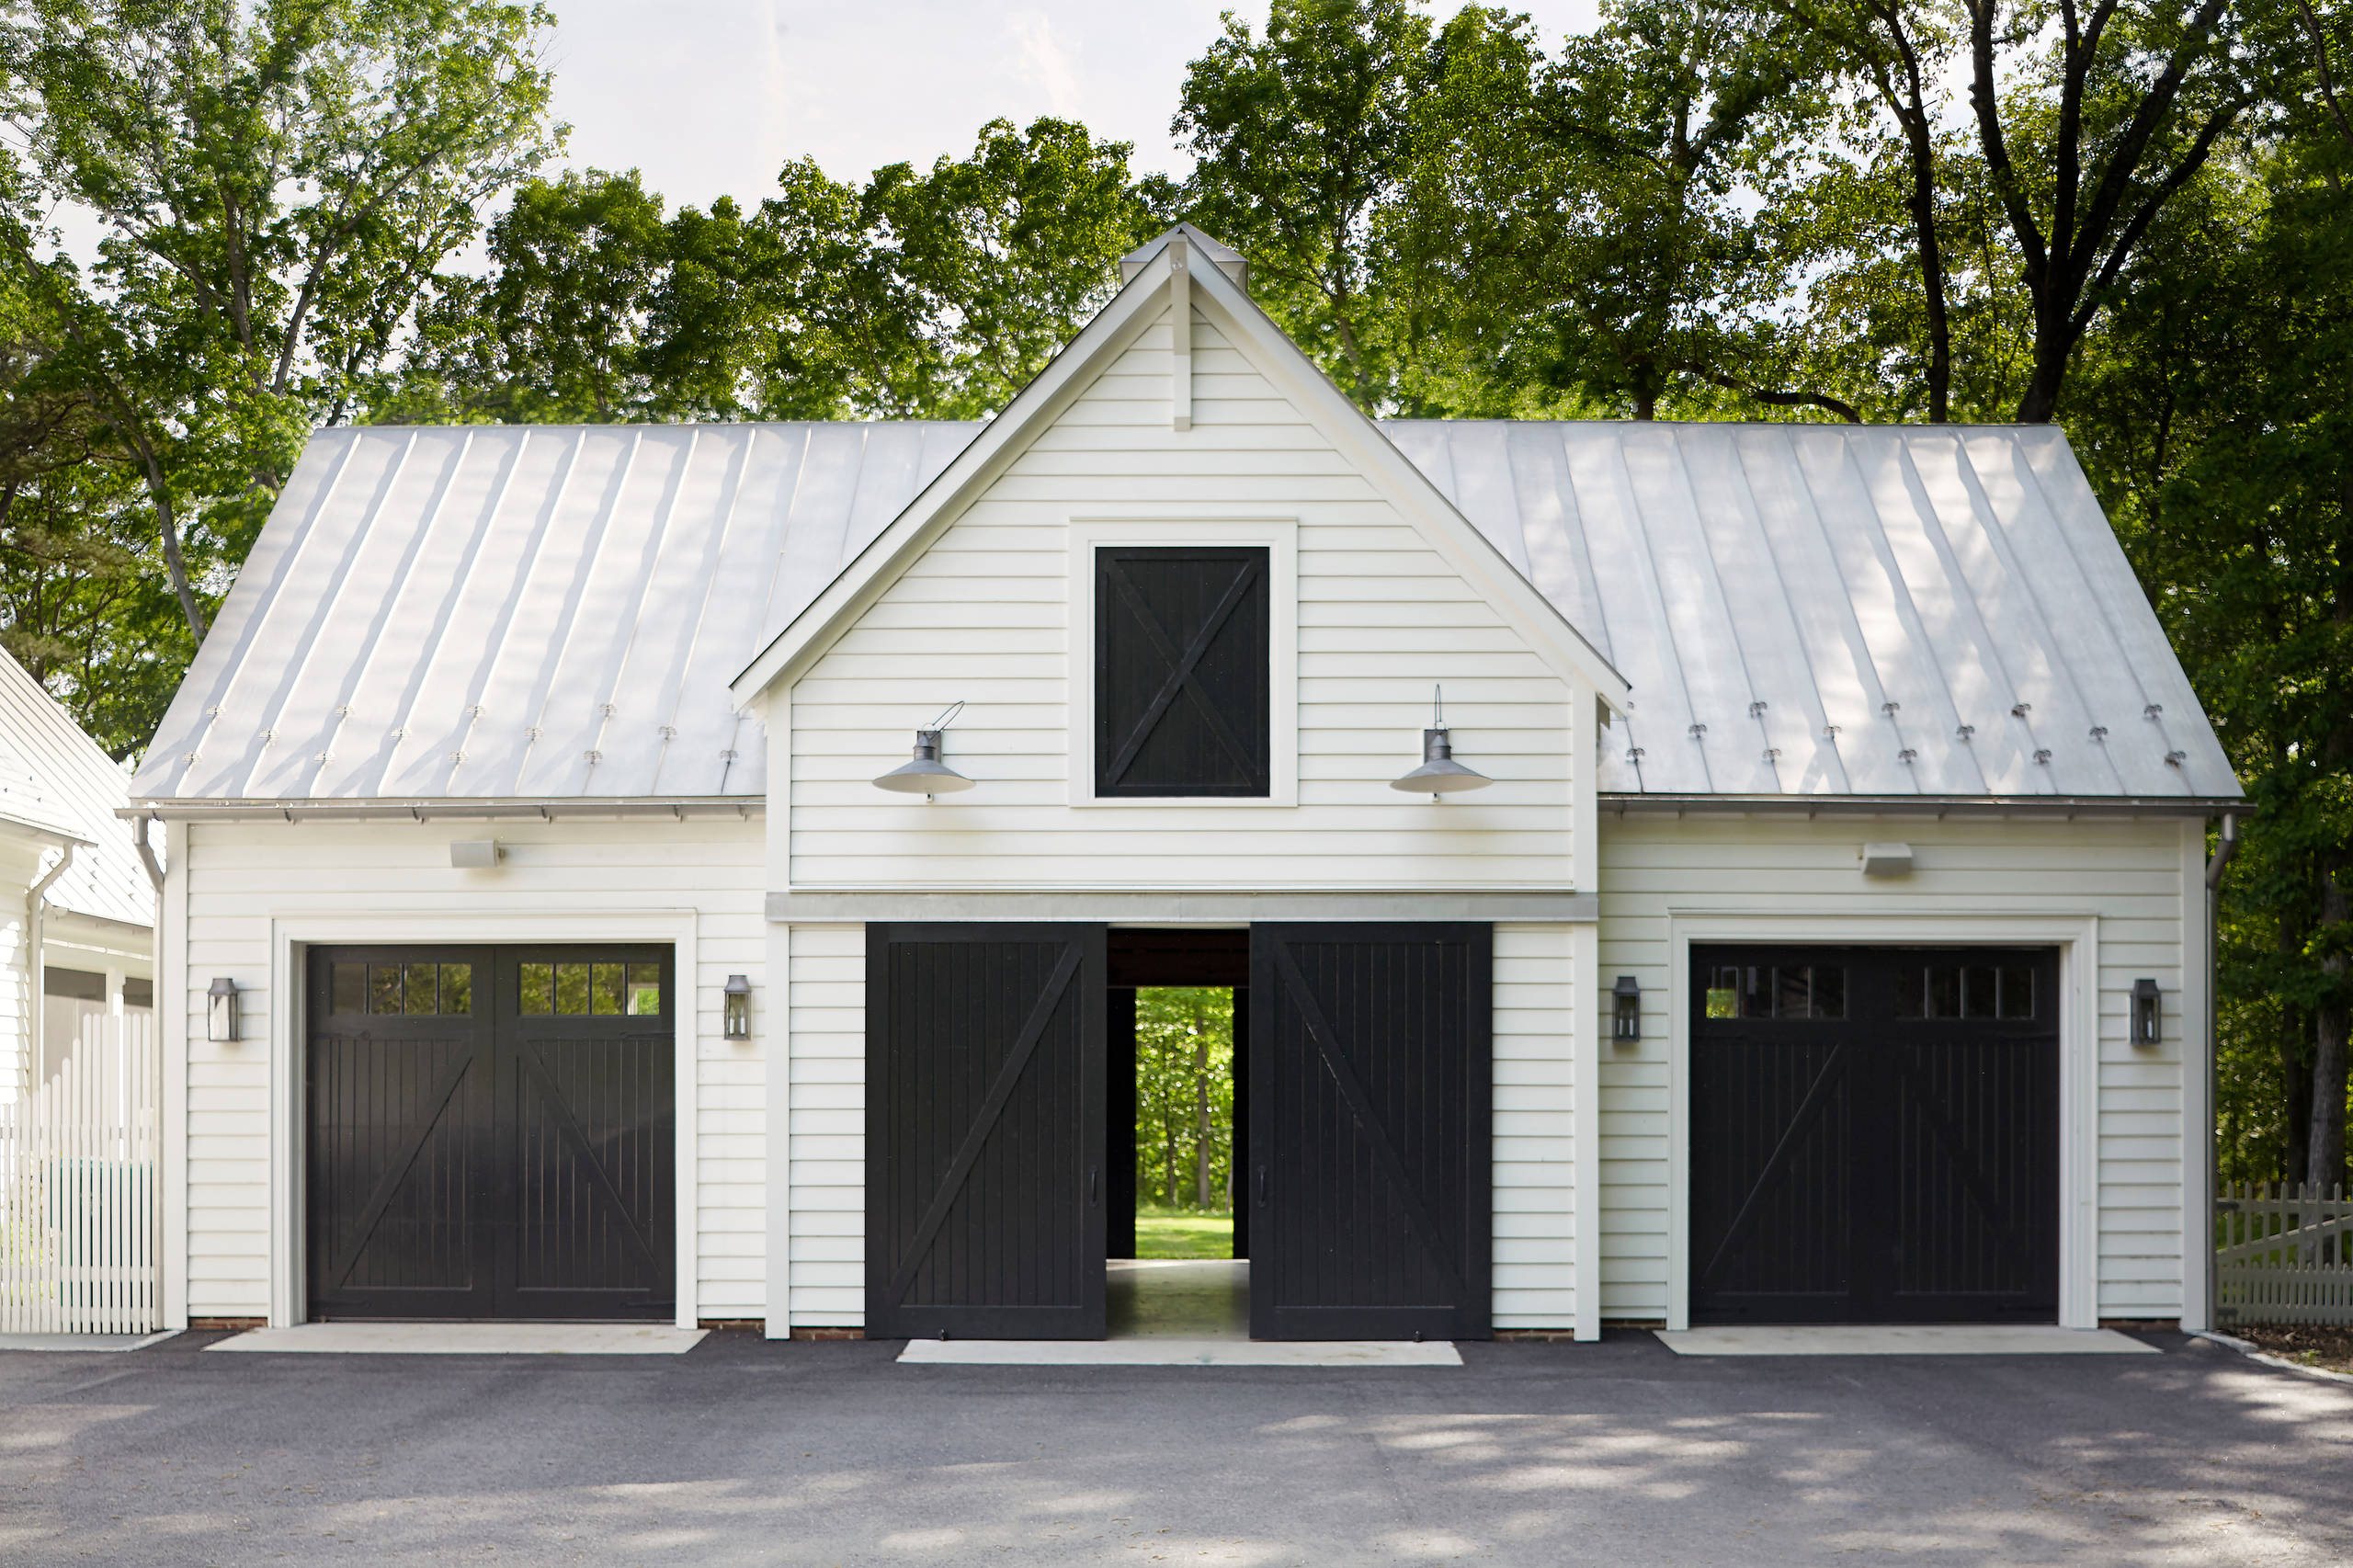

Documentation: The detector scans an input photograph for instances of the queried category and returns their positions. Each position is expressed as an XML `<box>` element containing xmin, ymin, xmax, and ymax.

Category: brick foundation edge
<box><xmin>787</xmin><ymin>1326</ymin><xmax>865</xmax><ymax>1341</ymax></box>
<box><xmin>190</xmin><ymin>1317</ymin><xmax>266</xmax><ymax>1332</ymax></box>
<box><xmin>696</xmin><ymin>1319</ymin><xmax>763</xmax><ymax>1332</ymax></box>
<box><xmin>1493</xmin><ymin>1329</ymin><xmax>1581</xmax><ymax>1342</ymax></box>
<box><xmin>2102</xmin><ymin>1318</ymin><xmax>2179</xmax><ymax>1332</ymax></box>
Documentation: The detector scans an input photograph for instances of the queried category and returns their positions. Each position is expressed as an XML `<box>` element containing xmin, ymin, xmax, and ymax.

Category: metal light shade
<box><xmin>2131</xmin><ymin>977</ymin><xmax>2160</xmax><ymax>1046</ymax></box>
<box><xmin>207</xmin><ymin>976</ymin><xmax>240</xmax><ymax>1043</ymax></box>
<box><xmin>1391</xmin><ymin>727</ymin><xmax>1491</xmax><ymax>794</ymax></box>
<box><xmin>1612</xmin><ymin>975</ymin><xmax>1642</xmax><ymax>1042</ymax></box>
<box><xmin>873</xmin><ymin>729</ymin><xmax>973</xmax><ymax>795</ymax></box>
<box><xmin>722</xmin><ymin>973</ymin><xmax>753</xmax><ymax>1040</ymax></box>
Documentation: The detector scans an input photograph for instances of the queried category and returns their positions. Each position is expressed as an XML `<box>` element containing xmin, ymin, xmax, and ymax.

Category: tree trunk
<box><xmin>2310</xmin><ymin>869</ymin><xmax>2349</xmax><ymax>1192</ymax></box>
<box><xmin>1192</xmin><ymin>997</ymin><xmax>1212</xmax><ymax>1210</ymax></box>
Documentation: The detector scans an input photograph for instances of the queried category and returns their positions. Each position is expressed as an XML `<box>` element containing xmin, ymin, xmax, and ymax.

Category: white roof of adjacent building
<box><xmin>130</xmin><ymin>416</ymin><xmax>2236</xmax><ymax>807</ymax></box>
<box><xmin>0</xmin><ymin>650</ymin><xmax>153</xmax><ymax>927</ymax></box>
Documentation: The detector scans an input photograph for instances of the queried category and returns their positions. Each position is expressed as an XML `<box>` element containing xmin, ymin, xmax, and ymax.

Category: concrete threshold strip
<box><xmin>0</xmin><ymin>1331</ymin><xmax>176</xmax><ymax>1353</ymax></box>
<box><xmin>205</xmin><ymin>1323</ymin><xmax>709</xmax><ymax>1355</ymax></box>
<box><xmin>898</xmin><ymin>1337</ymin><xmax>1462</xmax><ymax>1367</ymax></box>
<box><xmin>1655</xmin><ymin>1324</ymin><xmax>2159</xmax><ymax>1356</ymax></box>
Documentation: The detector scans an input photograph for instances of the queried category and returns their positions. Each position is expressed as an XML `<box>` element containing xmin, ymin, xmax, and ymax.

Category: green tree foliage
<box><xmin>0</xmin><ymin>0</ymin><xmax>558</xmax><ymax>748</ymax></box>
<box><xmin>390</xmin><ymin>119</ymin><xmax>1171</xmax><ymax>425</ymax></box>
<box><xmin>1133</xmin><ymin>988</ymin><xmax>1234</xmax><ymax>1212</ymax></box>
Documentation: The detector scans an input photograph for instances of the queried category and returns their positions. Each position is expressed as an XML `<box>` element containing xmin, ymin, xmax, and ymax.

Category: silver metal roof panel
<box><xmin>132</xmin><ymin>417</ymin><xmax>2236</xmax><ymax>805</ymax></box>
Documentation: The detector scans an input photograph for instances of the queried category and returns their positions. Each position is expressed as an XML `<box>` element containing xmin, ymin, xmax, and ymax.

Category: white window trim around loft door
<box><xmin>1067</xmin><ymin>516</ymin><xmax>1299</xmax><ymax>808</ymax></box>
<box><xmin>1661</xmin><ymin>910</ymin><xmax>2102</xmax><ymax>1334</ymax></box>
<box><xmin>263</xmin><ymin>908</ymin><xmax>701</xmax><ymax>1332</ymax></box>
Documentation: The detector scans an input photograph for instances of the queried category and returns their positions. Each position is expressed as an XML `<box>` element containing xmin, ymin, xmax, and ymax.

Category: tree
<box><xmin>2067</xmin><ymin>5</ymin><xmax>2353</xmax><ymax>1187</ymax></box>
<box><xmin>1419</xmin><ymin>0</ymin><xmax>1842</xmax><ymax>419</ymax></box>
<box><xmin>391</xmin><ymin>119</ymin><xmax>1165</xmax><ymax>426</ymax></box>
<box><xmin>1962</xmin><ymin>0</ymin><xmax>2257</xmax><ymax>422</ymax></box>
<box><xmin>1133</xmin><ymin>988</ymin><xmax>1233</xmax><ymax>1211</ymax></box>
<box><xmin>0</xmin><ymin>0</ymin><xmax>560</xmax><ymax>641</ymax></box>
<box><xmin>1175</xmin><ymin>0</ymin><xmax>1435</xmax><ymax>409</ymax></box>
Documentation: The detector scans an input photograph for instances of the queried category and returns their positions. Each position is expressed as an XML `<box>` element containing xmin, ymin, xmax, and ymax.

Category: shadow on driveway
<box><xmin>2</xmin><ymin>1329</ymin><xmax>2347</xmax><ymax>1565</ymax></box>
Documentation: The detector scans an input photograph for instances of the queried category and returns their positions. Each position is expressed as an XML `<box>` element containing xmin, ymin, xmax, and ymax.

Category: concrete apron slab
<box><xmin>205</xmin><ymin>1323</ymin><xmax>708</xmax><ymax>1356</ymax></box>
<box><xmin>0</xmin><ymin>1331</ymin><xmax>175</xmax><ymax>1352</ymax></box>
<box><xmin>1656</xmin><ymin>1324</ymin><xmax>2160</xmax><ymax>1356</ymax></box>
<box><xmin>897</xmin><ymin>1336</ymin><xmax>1462</xmax><ymax>1367</ymax></box>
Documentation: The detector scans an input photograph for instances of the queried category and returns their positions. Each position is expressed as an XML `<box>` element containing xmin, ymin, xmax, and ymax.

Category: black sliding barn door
<box><xmin>307</xmin><ymin>947</ymin><xmax>676</xmax><ymax>1321</ymax></box>
<box><xmin>867</xmin><ymin>924</ymin><xmax>1107</xmax><ymax>1339</ymax></box>
<box><xmin>1690</xmin><ymin>946</ymin><xmax>2059</xmax><ymax>1324</ymax></box>
<box><xmin>1249</xmin><ymin>924</ymin><xmax>1491</xmax><ymax>1341</ymax></box>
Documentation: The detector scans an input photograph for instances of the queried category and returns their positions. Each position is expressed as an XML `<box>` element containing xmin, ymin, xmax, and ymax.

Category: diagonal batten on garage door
<box><xmin>306</xmin><ymin>947</ymin><xmax>676</xmax><ymax>1322</ymax></box>
<box><xmin>1249</xmin><ymin>924</ymin><xmax>1492</xmax><ymax>1341</ymax></box>
<box><xmin>866</xmin><ymin>924</ymin><xmax>1108</xmax><ymax>1340</ymax></box>
<box><xmin>1690</xmin><ymin>946</ymin><xmax>2060</xmax><ymax>1325</ymax></box>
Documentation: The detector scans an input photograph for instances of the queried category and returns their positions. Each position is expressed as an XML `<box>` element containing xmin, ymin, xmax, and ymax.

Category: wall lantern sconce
<box><xmin>873</xmin><ymin>701</ymin><xmax>973</xmax><ymax>801</ymax></box>
<box><xmin>208</xmin><ymin>976</ymin><xmax>240</xmax><ymax>1043</ymax></box>
<box><xmin>2131</xmin><ymin>978</ymin><xmax>2161</xmax><ymax>1046</ymax></box>
<box><xmin>1613</xmin><ymin>975</ymin><xmax>1643</xmax><ymax>1042</ymax></box>
<box><xmin>1390</xmin><ymin>686</ymin><xmax>1492</xmax><ymax>798</ymax></box>
<box><xmin>722</xmin><ymin>974</ymin><xmax>754</xmax><ymax>1040</ymax></box>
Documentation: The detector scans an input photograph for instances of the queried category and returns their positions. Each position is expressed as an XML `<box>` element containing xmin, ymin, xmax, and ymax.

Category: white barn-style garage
<box><xmin>128</xmin><ymin>226</ymin><xmax>2238</xmax><ymax>1340</ymax></box>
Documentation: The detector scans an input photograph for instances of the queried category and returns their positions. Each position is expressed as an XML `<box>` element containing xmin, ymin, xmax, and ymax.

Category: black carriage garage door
<box><xmin>1690</xmin><ymin>946</ymin><xmax>2059</xmax><ymax>1324</ymax></box>
<box><xmin>306</xmin><ymin>947</ymin><xmax>675</xmax><ymax>1320</ymax></box>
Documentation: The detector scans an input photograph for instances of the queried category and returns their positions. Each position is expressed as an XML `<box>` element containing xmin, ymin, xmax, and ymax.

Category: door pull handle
<box><xmin>1256</xmin><ymin>1165</ymin><xmax>1267</xmax><ymax>1206</ymax></box>
<box><xmin>1088</xmin><ymin>1165</ymin><xmax>1099</xmax><ymax>1204</ymax></box>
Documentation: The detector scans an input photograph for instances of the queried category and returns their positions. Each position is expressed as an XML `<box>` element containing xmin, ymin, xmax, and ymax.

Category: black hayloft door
<box><xmin>307</xmin><ymin>947</ymin><xmax>676</xmax><ymax>1320</ymax></box>
<box><xmin>1689</xmin><ymin>946</ymin><xmax>2060</xmax><ymax>1324</ymax></box>
<box><xmin>1249</xmin><ymin>924</ymin><xmax>1492</xmax><ymax>1341</ymax></box>
<box><xmin>867</xmin><ymin>924</ymin><xmax>1108</xmax><ymax>1339</ymax></box>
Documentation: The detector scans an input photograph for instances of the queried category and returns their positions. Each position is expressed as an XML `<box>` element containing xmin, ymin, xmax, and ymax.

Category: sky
<box><xmin>543</xmin><ymin>1</ymin><xmax>1606</xmax><ymax>210</ymax></box>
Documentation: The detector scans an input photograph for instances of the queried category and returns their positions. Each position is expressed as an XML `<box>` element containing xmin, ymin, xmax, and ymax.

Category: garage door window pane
<box><xmin>627</xmin><ymin>963</ymin><xmax>661</xmax><ymax>1016</ymax></box>
<box><xmin>1998</xmin><ymin>965</ymin><xmax>2035</xmax><ymax>1019</ymax></box>
<box><xmin>440</xmin><ymin>964</ymin><xmax>473</xmax><ymax>1015</ymax></box>
<box><xmin>591</xmin><ymin>962</ymin><xmax>625</xmax><ymax>1016</ymax></box>
<box><xmin>369</xmin><ymin>964</ymin><xmax>404</xmax><ymax>1015</ymax></box>
<box><xmin>520</xmin><ymin>963</ymin><xmax>553</xmax><ymax>1015</ymax></box>
<box><xmin>1812</xmin><ymin>966</ymin><xmax>1846</xmax><ymax>1019</ymax></box>
<box><xmin>1962</xmin><ymin>966</ymin><xmax>1999</xmax><ymax>1019</ymax></box>
<box><xmin>554</xmin><ymin>963</ymin><xmax>590</xmax><ymax>1016</ymax></box>
<box><xmin>1775</xmin><ymin>966</ymin><xmax>1812</xmax><ymax>1018</ymax></box>
<box><xmin>331</xmin><ymin>962</ymin><xmax>365</xmax><ymax>1015</ymax></box>
<box><xmin>1705</xmin><ymin>968</ymin><xmax>1740</xmax><ymax>1017</ymax></box>
<box><xmin>404</xmin><ymin>962</ymin><xmax>438</xmax><ymax>1015</ymax></box>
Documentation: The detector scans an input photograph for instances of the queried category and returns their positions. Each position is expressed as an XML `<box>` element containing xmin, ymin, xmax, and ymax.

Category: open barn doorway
<box><xmin>1108</xmin><ymin>929</ymin><xmax>1248</xmax><ymax>1340</ymax></box>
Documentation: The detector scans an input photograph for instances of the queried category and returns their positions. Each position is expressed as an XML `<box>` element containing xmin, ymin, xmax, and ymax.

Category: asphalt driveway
<box><xmin>4</xmin><ymin>1328</ymin><xmax>2348</xmax><ymax>1566</ymax></box>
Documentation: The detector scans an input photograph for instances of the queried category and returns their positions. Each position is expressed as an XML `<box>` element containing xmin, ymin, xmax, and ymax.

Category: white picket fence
<box><xmin>0</xmin><ymin>1013</ymin><xmax>160</xmax><ymax>1334</ymax></box>
<box><xmin>2215</xmin><ymin>1182</ymin><xmax>2353</xmax><ymax>1327</ymax></box>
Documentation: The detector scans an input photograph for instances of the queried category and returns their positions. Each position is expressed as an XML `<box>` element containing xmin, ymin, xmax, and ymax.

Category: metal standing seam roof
<box><xmin>130</xmin><ymin>417</ymin><xmax>2237</xmax><ymax>806</ymax></box>
<box><xmin>0</xmin><ymin>649</ymin><xmax>153</xmax><ymax>927</ymax></box>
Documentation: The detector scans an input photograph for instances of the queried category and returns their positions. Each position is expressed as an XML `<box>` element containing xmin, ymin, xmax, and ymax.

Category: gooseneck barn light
<box><xmin>722</xmin><ymin>974</ymin><xmax>753</xmax><ymax>1040</ymax></box>
<box><xmin>1390</xmin><ymin>686</ymin><xmax>1492</xmax><ymax>798</ymax></box>
<box><xmin>207</xmin><ymin>976</ymin><xmax>240</xmax><ymax>1043</ymax></box>
<box><xmin>873</xmin><ymin>701</ymin><xmax>974</xmax><ymax>801</ymax></box>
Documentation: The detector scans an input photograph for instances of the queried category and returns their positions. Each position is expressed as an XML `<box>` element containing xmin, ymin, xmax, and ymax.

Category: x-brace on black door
<box><xmin>866</xmin><ymin>924</ymin><xmax>1108</xmax><ymax>1339</ymax></box>
<box><xmin>1249</xmin><ymin>923</ymin><xmax>1492</xmax><ymax>1341</ymax></box>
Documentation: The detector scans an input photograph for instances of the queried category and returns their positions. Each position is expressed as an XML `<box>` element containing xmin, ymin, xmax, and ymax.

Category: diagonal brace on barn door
<box><xmin>883</xmin><ymin>945</ymin><xmax>1086</xmax><ymax>1309</ymax></box>
<box><xmin>320</xmin><ymin>1049</ymin><xmax>477</xmax><ymax>1290</ymax></box>
<box><xmin>514</xmin><ymin>1042</ymin><xmax>665</xmax><ymax>1275</ymax></box>
<box><xmin>1100</xmin><ymin>555</ymin><xmax>1261</xmax><ymax>786</ymax></box>
<box><xmin>1267</xmin><ymin>939</ymin><xmax>1470</xmax><ymax>1303</ymax></box>
<box><xmin>1698</xmin><ymin>1042</ymin><xmax>1848</xmax><ymax>1291</ymax></box>
<box><xmin>1884</xmin><ymin>1050</ymin><xmax>2040</xmax><ymax>1280</ymax></box>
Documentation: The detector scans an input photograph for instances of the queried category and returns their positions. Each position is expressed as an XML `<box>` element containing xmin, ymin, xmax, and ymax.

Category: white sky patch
<box><xmin>1008</xmin><ymin>9</ymin><xmax>1086</xmax><ymax>120</ymax></box>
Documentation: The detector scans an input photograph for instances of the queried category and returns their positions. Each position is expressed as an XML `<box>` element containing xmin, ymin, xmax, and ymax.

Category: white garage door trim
<box><xmin>261</xmin><ymin>910</ymin><xmax>702</xmax><ymax>1331</ymax></box>
<box><xmin>1663</xmin><ymin>911</ymin><xmax>2100</xmax><ymax>1332</ymax></box>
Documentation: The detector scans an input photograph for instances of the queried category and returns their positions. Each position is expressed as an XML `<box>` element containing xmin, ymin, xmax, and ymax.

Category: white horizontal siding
<box><xmin>787</xmin><ymin>306</ymin><xmax>1575</xmax><ymax>892</ymax></box>
<box><xmin>785</xmin><ymin>925</ymin><xmax>863</xmax><ymax>1326</ymax></box>
<box><xmin>1595</xmin><ymin>812</ymin><xmax>2195</xmax><ymax>1323</ymax></box>
<box><xmin>1492</xmin><ymin>923</ymin><xmax>1575</xmax><ymax>1329</ymax></box>
<box><xmin>175</xmin><ymin>816</ymin><xmax>766</xmax><ymax>1322</ymax></box>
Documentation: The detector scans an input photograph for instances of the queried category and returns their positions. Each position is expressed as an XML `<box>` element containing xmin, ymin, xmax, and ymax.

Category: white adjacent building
<box><xmin>127</xmin><ymin>228</ymin><xmax>2236</xmax><ymax>1338</ymax></box>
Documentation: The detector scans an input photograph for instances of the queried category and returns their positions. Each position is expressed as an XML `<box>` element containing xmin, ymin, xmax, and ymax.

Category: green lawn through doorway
<box><xmin>1132</xmin><ymin>1208</ymin><xmax>1233</xmax><ymax>1259</ymax></box>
